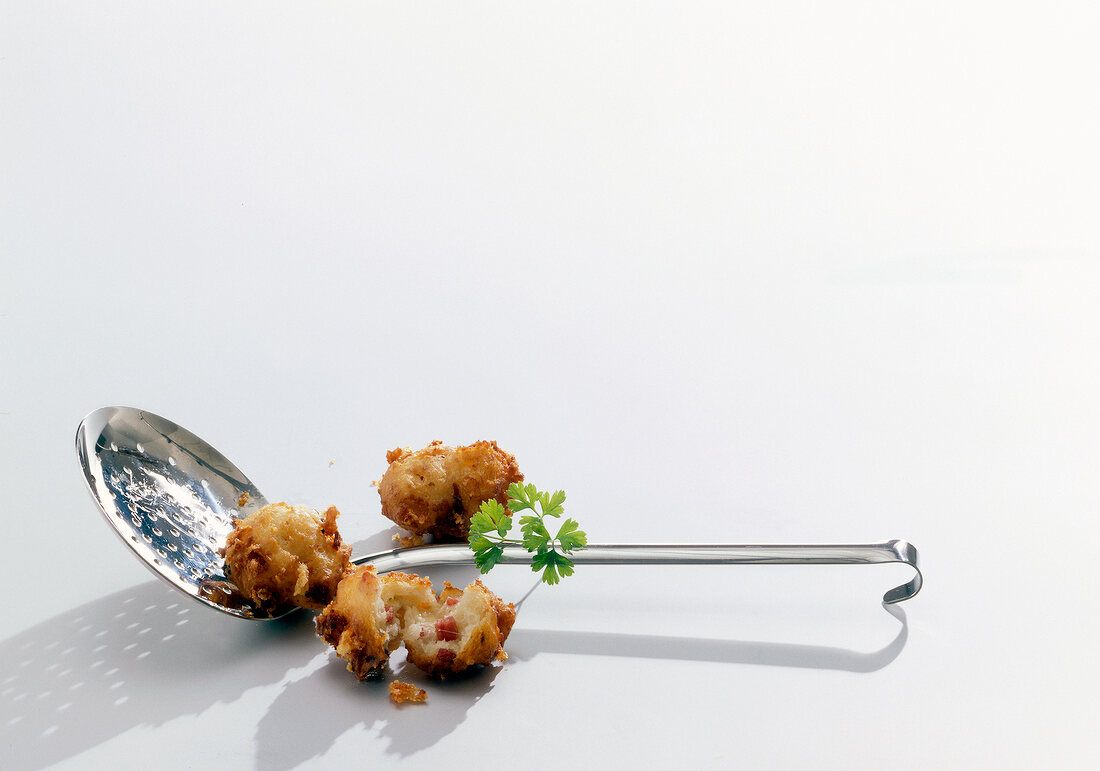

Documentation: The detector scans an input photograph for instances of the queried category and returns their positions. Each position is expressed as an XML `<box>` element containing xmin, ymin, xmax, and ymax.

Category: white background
<box><xmin>2</xmin><ymin>2</ymin><xmax>1098</xmax><ymax>768</ymax></box>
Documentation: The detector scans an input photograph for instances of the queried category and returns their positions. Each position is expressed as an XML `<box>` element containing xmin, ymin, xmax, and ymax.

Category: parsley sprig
<box><xmin>469</xmin><ymin>482</ymin><xmax>588</xmax><ymax>585</ymax></box>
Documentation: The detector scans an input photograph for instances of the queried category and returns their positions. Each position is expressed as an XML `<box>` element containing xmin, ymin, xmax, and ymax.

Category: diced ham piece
<box><xmin>435</xmin><ymin>649</ymin><xmax>456</xmax><ymax>665</ymax></box>
<box><xmin>435</xmin><ymin>615</ymin><xmax>459</xmax><ymax>641</ymax></box>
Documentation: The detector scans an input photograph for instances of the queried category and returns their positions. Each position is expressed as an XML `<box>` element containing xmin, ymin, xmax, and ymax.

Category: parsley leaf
<box><xmin>473</xmin><ymin>542</ymin><xmax>506</xmax><ymax>573</ymax></box>
<box><xmin>531</xmin><ymin>549</ymin><xmax>575</xmax><ymax>585</ymax></box>
<box><xmin>555</xmin><ymin>518</ymin><xmax>588</xmax><ymax>552</ymax></box>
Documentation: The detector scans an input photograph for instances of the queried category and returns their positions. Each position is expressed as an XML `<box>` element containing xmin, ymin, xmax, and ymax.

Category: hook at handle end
<box><xmin>882</xmin><ymin>539</ymin><xmax>922</xmax><ymax>604</ymax></box>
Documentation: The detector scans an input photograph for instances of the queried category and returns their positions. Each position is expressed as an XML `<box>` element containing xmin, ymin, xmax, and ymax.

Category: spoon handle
<box><xmin>356</xmin><ymin>539</ymin><xmax>922</xmax><ymax>604</ymax></box>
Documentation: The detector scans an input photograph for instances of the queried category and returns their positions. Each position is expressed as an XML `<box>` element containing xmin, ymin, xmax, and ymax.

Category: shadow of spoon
<box><xmin>1</xmin><ymin>578</ymin><xmax>907</xmax><ymax>770</ymax></box>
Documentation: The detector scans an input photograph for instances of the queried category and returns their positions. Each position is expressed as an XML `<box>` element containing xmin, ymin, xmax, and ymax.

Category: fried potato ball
<box><xmin>316</xmin><ymin>568</ymin><xmax>516</xmax><ymax>680</ymax></box>
<box><xmin>224</xmin><ymin>502</ymin><xmax>351</xmax><ymax>613</ymax></box>
<box><xmin>377</xmin><ymin>440</ymin><xmax>523</xmax><ymax>540</ymax></box>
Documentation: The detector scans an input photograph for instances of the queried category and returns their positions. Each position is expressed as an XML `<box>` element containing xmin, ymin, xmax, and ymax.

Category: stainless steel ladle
<box><xmin>76</xmin><ymin>406</ymin><xmax>922</xmax><ymax>620</ymax></box>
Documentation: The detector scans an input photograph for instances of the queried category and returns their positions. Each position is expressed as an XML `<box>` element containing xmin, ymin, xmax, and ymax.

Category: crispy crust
<box><xmin>393</xmin><ymin>533</ymin><xmax>425</xmax><ymax>549</ymax></box>
<box><xmin>224</xmin><ymin>502</ymin><xmax>351</xmax><ymax>612</ymax></box>
<box><xmin>377</xmin><ymin>440</ymin><xmax>523</xmax><ymax>540</ymax></box>
<box><xmin>316</xmin><ymin>570</ymin><xmax>516</xmax><ymax>680</ymax></box>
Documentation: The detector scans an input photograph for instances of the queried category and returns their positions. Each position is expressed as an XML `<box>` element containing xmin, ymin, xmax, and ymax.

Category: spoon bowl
<box><xmin>77</xmin><ymin>407</ymin><xmax>272</xmax><ymax>617</ymax></box>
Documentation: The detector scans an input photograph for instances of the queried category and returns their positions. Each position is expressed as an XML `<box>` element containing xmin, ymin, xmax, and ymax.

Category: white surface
<box><xmin>2</xmin><ymin>3</ymin><xmax>1099</xmax><ymax>769</ymax></box>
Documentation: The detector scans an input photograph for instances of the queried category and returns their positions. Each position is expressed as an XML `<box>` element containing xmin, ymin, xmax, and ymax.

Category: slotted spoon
<box><xmin>76</xmin><ymin>406</ymin><xmax>922</xmax><ymax>620</ymax></box>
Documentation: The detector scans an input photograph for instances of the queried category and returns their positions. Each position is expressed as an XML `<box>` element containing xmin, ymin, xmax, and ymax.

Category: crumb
<box><xmin>392</xmin><ymin>533</ymin><xmax>425</xmax><ymax>549</ymax></box>
<box><xmin>237</xmin><ymin>491</ymin><xmax>249</xmax><ymax>507</ymax></box>
<box><xmin>370</xmin><ymin>479</ymin><xmax>378</xmax><ymax>487</ymax></box>
<box><xmin>329</xmin><ymin>459</ymin><xmax>336</xmax><ymax>467</ymax></box>
<box><xmin>389</xmin><ymin>681</ymin><xmax>427</xmax><ymax>704</ymax></box>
